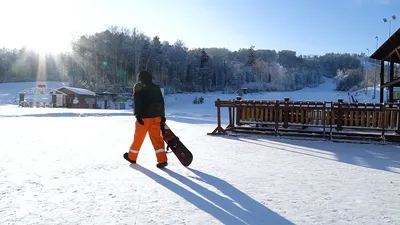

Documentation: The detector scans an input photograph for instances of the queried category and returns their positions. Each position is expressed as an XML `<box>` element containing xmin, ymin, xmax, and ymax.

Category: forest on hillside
<box><xmin>0</xmin><ymin>26</ymin><xmax>371</xmax><ymax>93</ymax></box>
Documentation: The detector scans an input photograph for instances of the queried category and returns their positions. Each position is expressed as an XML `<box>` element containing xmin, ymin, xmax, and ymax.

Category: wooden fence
<box><xmin>208</xmin><ymin>98</ymin><xmax>400</xmax><ymax>142</ymax></box>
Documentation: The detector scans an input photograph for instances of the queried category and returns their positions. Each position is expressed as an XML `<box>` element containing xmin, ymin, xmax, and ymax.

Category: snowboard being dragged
<box><xmin>161</xmin><ymin>123</ymin><xmax>193</xmax><ymax>167</ymax></box>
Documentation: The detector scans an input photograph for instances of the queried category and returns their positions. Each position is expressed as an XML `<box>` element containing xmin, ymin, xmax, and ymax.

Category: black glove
<box><xmin>160</xmin><ymin>116</ymin><xmax>166</xmax><ymax>125</ymax></box>
<box><xmin>136</xmin><ymin>117</ymin><xmax>144</xmax><ymax>125</ymax></box>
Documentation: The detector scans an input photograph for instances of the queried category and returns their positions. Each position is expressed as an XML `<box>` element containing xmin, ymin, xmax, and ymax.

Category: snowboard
<box><xmin>161</xmin><ymin>123</ymin><xmax>193</xmax><ymax>167</ymax></box>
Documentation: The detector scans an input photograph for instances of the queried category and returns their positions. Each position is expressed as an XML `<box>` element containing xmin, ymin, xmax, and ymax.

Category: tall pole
<box><xmin>383</xmin><ymin>15</ymin><xmax>396</xmax><ymax>102</ymax></box>
<box><xmin>365</xmin><ymin>48</ymin><xmax>370</xmax><ymax>94</ymax></box>
<box><xmin>373</xmin><ymin>36</ymin><xmax>378</xmax><ymax>99</ymax></box>
<box><xmin>383</xmin><ymin>15</ymin><xmax>396</xmax><ymax>39</ymax></box>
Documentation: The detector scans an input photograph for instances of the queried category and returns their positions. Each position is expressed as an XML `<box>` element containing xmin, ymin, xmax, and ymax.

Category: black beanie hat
<box><xmin>138</xmin><ymin>70</ymin><xmax>152</xmax><ymax>84</ymax></box>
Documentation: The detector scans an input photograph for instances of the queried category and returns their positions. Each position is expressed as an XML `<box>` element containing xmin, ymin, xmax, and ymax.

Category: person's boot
<box><xmin>123</xmin><ymin>153</ymin><xmax>136</xmax><ymax>164</ymax></box>
<box><xmin>156</xmin><ymin>162</ymin><xmax>168</xmax><ymax>168</ymax></box>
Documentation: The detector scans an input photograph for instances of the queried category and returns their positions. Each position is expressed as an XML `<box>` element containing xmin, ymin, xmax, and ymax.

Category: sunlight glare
<box><xmin>25</xmin><ymin>33</ymin><xmax>67</xmax><ymax>55</ymax></box>
<box><xmin>2</xmin><ymin>0</ymin><xmax>81</xmax><ymax>55</ymax></box>
<box><xmin>37</xmin><ymin>54</ymin><xmax>47</xmax><ymax>81</ymax></box>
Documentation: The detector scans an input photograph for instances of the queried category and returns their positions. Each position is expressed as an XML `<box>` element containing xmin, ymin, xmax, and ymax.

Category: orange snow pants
<box><xmin>128</xmin><ymin>117</ymin><xmax>167</xmax><ymax>163</ymax></box>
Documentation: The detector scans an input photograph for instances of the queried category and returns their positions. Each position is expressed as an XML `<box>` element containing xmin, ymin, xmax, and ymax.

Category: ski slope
<box><xmin>1</xmin><ymin>79</ymin><xmax>399</xmax><ymax>224</ymax></box>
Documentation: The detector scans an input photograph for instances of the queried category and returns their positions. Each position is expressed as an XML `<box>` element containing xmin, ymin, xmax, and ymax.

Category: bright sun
<box><xmin>25</xmin><ymin>34</ymin><xmax>70</xmax><ymax>55</ymax></box>
<box><xmin>1</xmin><ymin>0</ymin><xmax>79</xmax><ymax>55</ymax></box>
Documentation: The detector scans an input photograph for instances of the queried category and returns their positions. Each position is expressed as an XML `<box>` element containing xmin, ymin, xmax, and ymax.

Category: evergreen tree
<box><xmin>0</xmin><ymin>25</ymin><xmax>365</xmax><ymax>92</ymax></box>
<box><xmin>199</xmin><ymin>48</ymin><xmax>210</xmax><ymax>93</ymax></box>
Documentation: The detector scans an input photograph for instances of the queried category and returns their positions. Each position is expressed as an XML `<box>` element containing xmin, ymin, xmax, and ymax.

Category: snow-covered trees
<box><xmin>0</xmin><ymin>48</ymin><xmax>68</xmax><ymax>83</ymax></box>
<box><xmin>0</xmin><ymin>26</ymin><xmax>366</xmax><ymax>93</ymax></box>
<box><xmin>334</xmin><ymin>68</ymin><xmax>364</xmax><ymax>91</ymax></box>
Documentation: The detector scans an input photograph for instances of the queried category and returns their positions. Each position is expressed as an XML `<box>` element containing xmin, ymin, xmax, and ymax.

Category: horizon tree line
<box><xmin>0</xmin><ymin>26</ymin><xmax>372</xmax><ymax>94</ymax></box>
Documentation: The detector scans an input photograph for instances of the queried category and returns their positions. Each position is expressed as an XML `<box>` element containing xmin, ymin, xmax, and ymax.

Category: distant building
<box><xmin>57</xmin><ymin>87</ymin><xmax>97</xmax><ymax>109</ymax></box>
<box><xmin>96</xmin><ymin>91</ymin><xmax>118</xmax><ymax>109</ymax></box>
<box><xmin>18</xmin><ymin>84</ymin><xmax>67</xmax><ymax>108</ymax></box>
<box><xmin>96</xmin><ymin>91</ymin><xmax>134</xmax><ymax>110</ymax></box>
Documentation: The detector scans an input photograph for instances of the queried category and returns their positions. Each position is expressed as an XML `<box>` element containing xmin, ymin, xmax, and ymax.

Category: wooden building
<box><xmin>57</xmin><ymin>87</ymin><xmax>97</xmax><ymax>108</ymax></box>
<box><xmin>18</xmin><ymin>84</ymin><xmax>67</xmax><ymax>107</ymax></box>
<box><xmin>370</xmin><ymin>28</ymin><xmax>400</xmax><ymax>103</ymax></box>
<box><xmin>96</xmin><ymin>91</ymin><xmax>118</xmax><ymax>109</ymax></box>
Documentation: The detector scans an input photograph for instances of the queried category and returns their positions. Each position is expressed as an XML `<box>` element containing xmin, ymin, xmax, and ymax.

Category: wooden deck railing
<box><xmin>208</xmin><ymin>98</ymin><xmax>400</xmax><ymax>142</ymax></box>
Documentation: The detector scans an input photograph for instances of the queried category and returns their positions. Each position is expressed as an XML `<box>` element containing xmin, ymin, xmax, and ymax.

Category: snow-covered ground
<box><xmin>0</xmin><ymin>77</ymin><xmax>384</xmax><ymax>107</ymax></box>
<box><xmin>1</xmin><ymin>79</ymin><xmax>399</xmax><ymax>225</ymax></box>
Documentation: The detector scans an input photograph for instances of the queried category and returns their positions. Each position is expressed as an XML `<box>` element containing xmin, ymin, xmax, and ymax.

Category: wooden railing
<box><xmin>208</xmin><ymin>98</ymin><xmax>400</xmax><ymax>142</ymax></box>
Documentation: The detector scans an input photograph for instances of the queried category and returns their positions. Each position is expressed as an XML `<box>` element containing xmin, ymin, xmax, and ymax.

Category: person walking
<box><xmin>123</xmin><ymin>70</ymin><xmax>168</xmax><ymax>168</ymax></box>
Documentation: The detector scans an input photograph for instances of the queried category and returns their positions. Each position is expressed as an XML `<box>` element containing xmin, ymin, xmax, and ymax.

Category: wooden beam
<box><xmin>396</xmin><ymin>48</ymin><xmax>400</xmax><ymax>60</ymax></box>
<box><xmin>383</xmin><ymin>46</ymin><xmax>400</xmax><ymax>63</ymax></box>
<box><xmin>389</xmin><ymin>58</ymin><xmax>395</xmax><ymax>102</ymax></box>
<box><xmin>387</xmin><ymin>46</ymin><xmax>400</xmax><ymax>58</ymax></box>
<box><xmin>381</xmin><ymin>77</ymin><xmax>400</xmax><ymax>88</ymax></box>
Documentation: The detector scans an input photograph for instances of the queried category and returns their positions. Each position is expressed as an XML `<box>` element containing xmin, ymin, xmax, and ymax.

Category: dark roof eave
<box><xmin>370</xmin><ymin>28</ymin><xmax>400</xmax><ymax>63</ymax></box>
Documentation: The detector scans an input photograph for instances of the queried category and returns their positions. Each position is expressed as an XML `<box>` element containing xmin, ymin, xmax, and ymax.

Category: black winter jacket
<box><xmin>133</xmin><ymin>82</ymin><xmax>165</xmax><ymax>118</ymax></box>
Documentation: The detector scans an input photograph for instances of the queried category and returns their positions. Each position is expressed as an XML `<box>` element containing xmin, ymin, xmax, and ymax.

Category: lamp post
<box><xmin>365</xmin><ymin>48</ymin><xmax>370</xmax><ymax>94</ymax></box>
<box><xmin>383</xmin><ymin>15</ymin><xmax>396</xmax><ymax>38</ymax></box>
<box><xmin>383</xmin><ymin>15</ymin><xmax>396</xmax><ymax>102</ymax></box>
<box><xmin>373</xmin><ymin>36</ymin><xmax>378</xmax><ymax>99</ymax></box>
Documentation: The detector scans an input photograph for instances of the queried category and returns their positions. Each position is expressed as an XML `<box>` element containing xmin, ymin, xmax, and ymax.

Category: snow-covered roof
<box><xmin>59</xmin><ymin>87</ymin><xmax>96</xmax><ymax>96</ymax></box>
<box><xmin>18</xmin><ymin>87</ymin><xmax>67</xmax><ymax>95</ymax></box>
<box><xmin>96</xmin><ymin>91</ymin><xmax>117</xmax><ymax>95</ymax></box>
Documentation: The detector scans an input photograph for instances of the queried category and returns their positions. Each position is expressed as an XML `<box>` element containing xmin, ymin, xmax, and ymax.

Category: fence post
<box><xmin>397</xmin><ymin>101</ymin><xmax>400</xmax><ymax>135</ymax></box>
<box><xmin>252</xmin><ymin>100</ymin><xmax>256</xmax><ymax>124</ymax></box>
<box><xmin>274</xmin><ymin>100</ymin><xmax>279</xmax><ymax>136</ymax></box>
<box><xmin>381</xmin><ymin>102</ymin><xmax>386</xmax><ymax>141</ymax></box>
<box><xmin>329</xmin><ymin>101</ymin><xmax>333</xmax><ymax>139</ymax></box>
<box><xmin>208</xmin><ymin>99</ymin><xmax>227</xmax><ymax>135</ymax></box>
<box><xmin>226</xmin><ymin>99</ymin><xmax>233</xmax><ymax>130</ymax></box>
<box><xmin>236</xmin><ymin>96</ymin><xmax>242</xmax><ymax>126</ymax></box>
<box><xmin>230</xmin><ymin>99</ymin><xmax>236</xmax><ymax>130</ymax></box>
<box><xmin>336</xmin><ymin>98</ymin><xmax>343</xmax><ymax>131</ymax></box>
<box><xmin>323</xmin><ymin>101</ymin><xmax>326</xmax><ymax>137</ymax></box>
<box><xmin>283</xmin><ymin>97</ymin><xmax>289</xmax><ymax>128</ymax></box>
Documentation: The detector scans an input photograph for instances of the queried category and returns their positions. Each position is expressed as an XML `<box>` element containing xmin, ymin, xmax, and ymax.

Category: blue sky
<box><xmin>1</xmin><ymin>0</ymin><xmax>399</xmax><ymax>55</ymax></box>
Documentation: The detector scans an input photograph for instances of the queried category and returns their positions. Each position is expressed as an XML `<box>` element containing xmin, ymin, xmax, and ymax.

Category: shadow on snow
<box><xmin>212</xmin><ymin>134</ymin><xmax>400</xmax><ymax>174</ymax></box>
<box><xmin>166</xmin><ymin>116</ymin><xmax>217</xmax><ymax>125</ymax></box>
<box><xmin>130</xmin><ymin>164</ymin><xmax>294</xmax><ymax>225</ymax></box>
